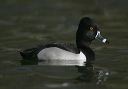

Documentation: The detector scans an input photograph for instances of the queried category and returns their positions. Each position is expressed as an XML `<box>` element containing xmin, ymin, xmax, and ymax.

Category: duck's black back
<box><xmin>20</xmin><ymin>43</ymin><xmax>80</xmax><ymax>60</ymax></box>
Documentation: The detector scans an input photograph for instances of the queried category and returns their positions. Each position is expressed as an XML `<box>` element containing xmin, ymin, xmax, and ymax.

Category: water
<box><xmin>0</xmin><ymin>0</ymin><xmax>128</xmax><ymax>89</ymax></box>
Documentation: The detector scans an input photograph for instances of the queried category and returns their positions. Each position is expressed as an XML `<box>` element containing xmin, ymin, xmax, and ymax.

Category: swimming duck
<box><xmin>20</xmin><ymin>17</ymin><xmax>109</xmax><ymax>64</ymax></box>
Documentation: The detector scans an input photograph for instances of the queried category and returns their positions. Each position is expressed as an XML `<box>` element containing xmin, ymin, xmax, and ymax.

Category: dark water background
<box><xmin>0</xmin><ymin>0</ymin><xmax>128</xmax><ymax>89</ymax></box>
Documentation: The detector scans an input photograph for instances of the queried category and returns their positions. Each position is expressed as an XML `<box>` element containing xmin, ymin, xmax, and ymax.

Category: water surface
<box><xmin>0</xmin><ymin>0</ymin><xmax>128</xmax><ymax>89</ymax></box>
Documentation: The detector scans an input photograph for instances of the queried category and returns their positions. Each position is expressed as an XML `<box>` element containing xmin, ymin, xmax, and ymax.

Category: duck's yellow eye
<box><xmin>90</xmin><ymin>27</ymin><xmax>93</xmax><ymax>31</ymax></box>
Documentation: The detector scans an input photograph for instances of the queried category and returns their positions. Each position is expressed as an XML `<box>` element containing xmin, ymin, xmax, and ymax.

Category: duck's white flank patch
<box><xmin>37</xmin><ymin>47</ymin><xmax>86</xmax><ymax>61</ymax></box>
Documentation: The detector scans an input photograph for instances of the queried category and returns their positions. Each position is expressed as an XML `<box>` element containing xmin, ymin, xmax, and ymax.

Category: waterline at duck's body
<box><xmin>37</xmin><ymin>47</ymin><xmax>86</xmax><ymax>66</ymax></box>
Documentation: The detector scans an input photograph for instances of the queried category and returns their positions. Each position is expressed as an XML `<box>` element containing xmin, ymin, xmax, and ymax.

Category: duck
<box><xmin>20</xmin><ymin>17</ymin><xmax>109</xmax><ymax>65</ymax></box>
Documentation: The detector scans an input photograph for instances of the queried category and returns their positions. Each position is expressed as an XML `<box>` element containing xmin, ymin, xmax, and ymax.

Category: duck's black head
<box><xmin>76</xmin><ymin>17</ymin><xmax>109</xmax><ymax>48</ymax></box>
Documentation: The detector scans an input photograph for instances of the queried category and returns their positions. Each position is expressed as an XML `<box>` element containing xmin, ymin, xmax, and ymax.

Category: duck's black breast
<box><xmin>81</xmin><ymin>46</ymin><xmax>95</xmax><ymax>62</ymax></box>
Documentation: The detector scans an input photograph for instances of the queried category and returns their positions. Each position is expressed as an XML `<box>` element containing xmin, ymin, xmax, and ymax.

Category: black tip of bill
<box><xmin>104</xmin><ymin>40</ymin><xmax>109</xmax><ymax>45</ymax></box>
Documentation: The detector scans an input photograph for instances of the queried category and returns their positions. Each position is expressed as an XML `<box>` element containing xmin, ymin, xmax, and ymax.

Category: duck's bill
<box><xmin>95</xmin><ymin>31</ymin><xmax>109</xmax><ymax>44</ymax></box>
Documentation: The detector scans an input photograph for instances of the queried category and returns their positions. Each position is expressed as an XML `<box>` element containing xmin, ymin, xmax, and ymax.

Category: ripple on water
<box><xmin>44</xmin><ymin>82</ymin><xmax>69</xmax><ymax>88</ymax></box>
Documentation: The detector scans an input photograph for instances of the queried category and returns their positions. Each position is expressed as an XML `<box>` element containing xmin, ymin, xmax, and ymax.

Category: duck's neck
<box><xmin>76</xmin><ymin>28</ymin><xmax>92</xmax><ymax>52</ymax></box>
<box><xmin>76</xmin><ymin>40</ymin><xmax>91</xmax><ymax>52</ymax></box>
<box><xmin>80</xmin><ymin>41</ymin><xmax>91</xmax><ymax>47</ymax></box>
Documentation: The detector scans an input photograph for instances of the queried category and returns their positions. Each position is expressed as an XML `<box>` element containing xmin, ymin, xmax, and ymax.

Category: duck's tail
<box><xmin>0</xmin><ymin>47</ymin><xmax>38</xmax><ymax>60</ymax></box>
<box><xmin>19</xmin><ymin>48</ymin><xmax>39</xmax><ymax>60</ymax></box>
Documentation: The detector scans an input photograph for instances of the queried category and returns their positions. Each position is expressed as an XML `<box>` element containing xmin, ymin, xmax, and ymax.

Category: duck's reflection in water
<box><xmin>76</xmin><ymin>63</ymin><xmax>109</xmax><ymax>84</ymax></box>
<box><xmin>21</xmin><ymin>58</ymin><xmax>38</xmax><ymax>65</ymax></box>
<box><xmin>21</xmin><ymin>59</ymin><xmax>109</xmax><ymax>85</ymax></box>
<box><xmin>21</xmin><ymin>58</ymin><xmax>86</xmax><ymax>66</ymax></box>
<box><xmin>76</xmin><ymin>63</ymin><xmax>94</xmax><ymax>82</ymax></box>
